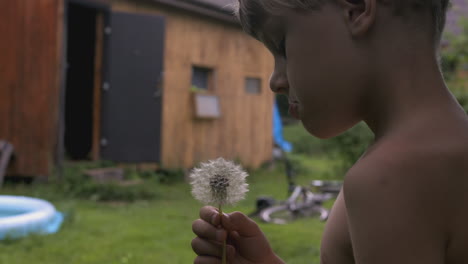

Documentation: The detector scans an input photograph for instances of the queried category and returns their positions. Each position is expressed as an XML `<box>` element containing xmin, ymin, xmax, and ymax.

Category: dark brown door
<box><xmin>101</xmin><ymin>11</ymin><xmax>165</xmax><ymax>163</ymax></box>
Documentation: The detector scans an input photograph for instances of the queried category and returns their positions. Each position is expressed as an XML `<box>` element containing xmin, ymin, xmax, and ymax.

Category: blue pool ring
<box><xmin>0</xmin><ymin>195</ymin><xmax>64</xmax><ymax>240</ymax></box>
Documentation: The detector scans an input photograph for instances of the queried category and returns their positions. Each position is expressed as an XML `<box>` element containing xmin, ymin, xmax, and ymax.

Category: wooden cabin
<box><xmin>0</xmin><ymin>0</ymin><xmax>275</xmax><ymax>178</ymax></box>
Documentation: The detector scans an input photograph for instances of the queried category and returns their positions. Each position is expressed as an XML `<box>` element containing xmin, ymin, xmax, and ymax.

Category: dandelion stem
<box><xmin>219</xmin><ymin>204</ymin><xmax>227</xmax><ymax>264</ymax></box>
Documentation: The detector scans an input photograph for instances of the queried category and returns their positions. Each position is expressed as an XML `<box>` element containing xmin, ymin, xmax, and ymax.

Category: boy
<box><xmin>191</xmin><ymin>0</ymin><xmax>468</xmax><ymax>263</ymax></box>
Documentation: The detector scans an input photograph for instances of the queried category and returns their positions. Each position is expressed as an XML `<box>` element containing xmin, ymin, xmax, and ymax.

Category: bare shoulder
<box><xmin>345</xmin><ymin>130</ymin><xmax>468</xmax><ymax>194</ymax></box>
<box><xmin>342</xmin><ymin>129</ymin><xmax>468</xmax><ymax>263</ymax></box>
<box><xmin>343</xmin><ymin>138</ymin><xmax>451</xmax><ymax>227</ymax></box>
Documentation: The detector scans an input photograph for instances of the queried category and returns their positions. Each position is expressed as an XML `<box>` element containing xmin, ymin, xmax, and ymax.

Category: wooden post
<box><xmin>92</xmin><ymin>12</ymin><xmax>104</xmax><ymax>161</ymax></box>
<box><xmin>0</xmin><ymin>141</ymin><xmax>14</xmax><ymax>187</ymax></box>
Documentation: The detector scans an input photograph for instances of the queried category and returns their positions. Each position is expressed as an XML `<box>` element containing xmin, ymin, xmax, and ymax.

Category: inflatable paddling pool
<box><xmin>0</xmin><ymin>195</ymin><xmax>64</xmax><ymax>240</ymax></box>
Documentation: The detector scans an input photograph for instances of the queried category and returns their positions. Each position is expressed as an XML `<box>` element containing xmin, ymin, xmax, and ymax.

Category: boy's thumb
<box><xmin>221</xmin><ymin>211</ymin><xmax>261</xmax><ymax>237</ymax></box>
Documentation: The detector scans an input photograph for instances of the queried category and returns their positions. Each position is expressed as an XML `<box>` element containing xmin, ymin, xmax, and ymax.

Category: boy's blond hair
<box><xmin>236</xmin><ymin>0</ymin><xmax>450</xmax><ymax>44</ymax></box>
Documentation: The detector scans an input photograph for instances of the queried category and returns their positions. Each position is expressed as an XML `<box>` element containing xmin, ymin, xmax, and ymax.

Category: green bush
<box><xmin>56</xmin><ymin>162</ymin><xmax>159</xmax><ymax>202</ymax></box>
<box><xmin>283</xmin><ymin>123</ymin><xmax>324</xmax><ymax>155</ymax></box>
<box><xmin>59</xmin><ymin>177</ymin><xmax>158</xmax><ymax>202</ymax></box>
<box><xmin>454</xmin><ymin>91</ymin><xmax>468</xmax><ymax>113</ymax></box>
<box><xmin>282</xmin><ymin>122</ymin><xmax>372</xmax><ymax>175</ymax></box>
<box><xmin>443</xmin><ymin>18</ymin><xmax>468</xmax><ymax>98</ymax></box>
<box><xmin>62</xmin><ymin>180</ymin><xmax>158</xmax><ymax>202</ymax></box>
<box><xmin>322</xmin><ymin>122</ymin><xmax>374</xmax><ymax>174</ymax></box>
<box><xmin>442</xmin><ymin>19</ymin><xmax>468</xmax><ymax>81</ymax></box>
<box><xmin>153</xmin><ymin>168</ymin><xmax>186</xmax><ymax>184</ymax></box>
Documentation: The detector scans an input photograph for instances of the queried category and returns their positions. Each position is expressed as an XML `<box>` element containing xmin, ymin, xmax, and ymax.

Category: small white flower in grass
<box><xmin>190</xmin><ymin>158</ymin><xmax>249</xmax><ymax>206</ymax></box>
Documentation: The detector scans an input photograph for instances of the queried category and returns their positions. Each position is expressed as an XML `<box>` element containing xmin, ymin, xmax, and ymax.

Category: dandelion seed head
<box><xmin>190</xmin><ymin>158</ymin><xmax>249</xmax><ymax>206</ymax></box>
<box><xmin>210</xmin><ymin>174</ymin><xmax>230</xmax><ymax>201</ymax></box>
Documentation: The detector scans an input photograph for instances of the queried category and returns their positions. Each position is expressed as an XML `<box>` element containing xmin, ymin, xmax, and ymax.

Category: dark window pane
<box><xmin>245</xmin><ymin>77</ymin><xmax>261</xmax><ymax>94</ymax></box>
<box><xmin>192</xmin><ymin>66</ymin><xmax>211</xmax><ymax>90</ymax></box>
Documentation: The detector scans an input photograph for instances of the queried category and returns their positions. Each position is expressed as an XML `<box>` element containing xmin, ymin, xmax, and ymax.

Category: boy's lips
<box><xmin>288</xmin><ymin>103</ymin><xmax>300</xmax><ymax>120</ymax></box>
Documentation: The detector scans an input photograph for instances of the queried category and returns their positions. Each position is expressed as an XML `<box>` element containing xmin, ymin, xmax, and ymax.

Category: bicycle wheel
<box><xmin>260</xmin><ymin>203</ymin><xmax>330</xmax><ymax>224</ymax></box>
<box><xmin>259</xmin><ymin>204</ymin><xmax>295</xmax><ymax>224</ymax></box>
<box><xmin>311</xmin><ymin>180</ymin><xmax>342</xmax><ymax>195</ymax></box>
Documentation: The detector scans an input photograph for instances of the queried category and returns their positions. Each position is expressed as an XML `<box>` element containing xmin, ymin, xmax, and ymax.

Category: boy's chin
<box><xmin>302</xmin><ymin>122</ymin><xmax>351</xmax><ymax>140</ymax></box>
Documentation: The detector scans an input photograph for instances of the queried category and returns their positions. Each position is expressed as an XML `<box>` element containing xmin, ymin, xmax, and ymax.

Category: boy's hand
<box><xmin>192</xmin><ymin>206</ymin><xmax>284</xmax><ymax>264</ymax></box>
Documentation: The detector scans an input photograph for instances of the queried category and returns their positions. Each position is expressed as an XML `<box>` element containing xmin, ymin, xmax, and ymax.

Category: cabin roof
<box><xmin>151</xmin><ymin>0</ymin><xmax>237</xmax><ymax>24</ymax></box>
<box><xmin>185</xmin><ymin>0</ymin><xmax>235</xmax><ymax>11</ymax></box>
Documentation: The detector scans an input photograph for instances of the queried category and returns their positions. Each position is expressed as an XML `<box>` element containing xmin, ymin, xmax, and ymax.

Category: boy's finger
<box><xmin>191</xmin><ymin>237</ymin><xmax>222</xmax><ymax>257</ymax></box>
<box><xmin>194</xmin><ymin>255</ymin><xmax>221</xmax><ymax>264</ymax></box>
<box><xmin>192</xmin><ymin>219</ymin><xmax>227</xmax><ymax>242</ymax></box>
<box><xmin>226</xmin><ymin>244</ymin><xmax>236</xmax><ymax>261</ymax></box>
<box><xmin>193</xmin><ymin>246</ymin><xmax>234</xmax><ymax>264</ymax></box>
<box><xmin>200</xmin><ymin>206</ymin><xmax>221</xmax><ymax>226</ymax></box>
<box><xmin>221</xmin><ymin>211</ymin><xmax>262</xmax><ymax>237</ymax></box>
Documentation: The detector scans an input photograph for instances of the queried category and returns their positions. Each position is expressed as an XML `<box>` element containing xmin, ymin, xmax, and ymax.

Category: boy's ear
<box><xmin>340</xmin><ymin>0</ymin><xmax>376</xmax><ymax>37</ymax></box>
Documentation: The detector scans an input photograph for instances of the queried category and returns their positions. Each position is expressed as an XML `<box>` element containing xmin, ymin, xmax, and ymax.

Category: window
<box><xmin>192</xmin><ymin>66</ymin><xmax>213</xmax><ymax>91</ymax></box>
<box><xmin>245</xmin><ymin>77</ymin><xmax>261</xmax><ymax>94</ymax></box>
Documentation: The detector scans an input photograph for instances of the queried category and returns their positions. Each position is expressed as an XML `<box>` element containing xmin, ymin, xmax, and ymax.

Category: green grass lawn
<box><xmin>0</xmin><ymin>156</ymin><xmax>339</xmax><ymax>264</ymax></box>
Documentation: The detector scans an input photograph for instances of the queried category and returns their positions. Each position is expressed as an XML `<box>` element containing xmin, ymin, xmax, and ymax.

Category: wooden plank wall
<box><xmin>0</xmin><ymin>0</ymin><xmax>63</xmax><ymax>177</ymax></box>
<box><xmin>113</xmin><ymin>1</ymin><xmax>275</xmax><ymax>169</ymax></box>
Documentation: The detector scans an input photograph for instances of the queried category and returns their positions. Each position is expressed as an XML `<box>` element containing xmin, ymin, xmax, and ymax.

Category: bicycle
<box><xmin>254</xmin><ymin>148</ymin><xmax>342</xmax><ymax>224</ymax></box>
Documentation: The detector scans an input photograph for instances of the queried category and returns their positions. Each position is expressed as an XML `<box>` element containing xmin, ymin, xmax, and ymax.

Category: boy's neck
<box><xmin>362</xmin><ymin>49</ymin><xmax>463</xmax><ymax>141</ymax></box>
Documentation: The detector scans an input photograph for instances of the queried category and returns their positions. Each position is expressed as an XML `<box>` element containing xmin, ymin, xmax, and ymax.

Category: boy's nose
<box><xmin>269</xmin><ymin>69</ymin><xmax>289</xmax><ymax>95</ymax></box>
